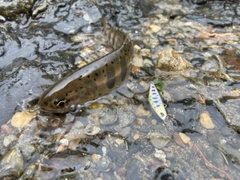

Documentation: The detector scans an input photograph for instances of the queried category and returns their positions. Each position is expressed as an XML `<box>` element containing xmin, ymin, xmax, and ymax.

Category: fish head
<box><xmin>38</xmin><ymin>86</ymin><xmax>75</xmax><ymax>114</ymax></box>
<box><xmin>38</xmin><ymin>94</ymin><xmax>73</xmax><ymax>114</ymax></box>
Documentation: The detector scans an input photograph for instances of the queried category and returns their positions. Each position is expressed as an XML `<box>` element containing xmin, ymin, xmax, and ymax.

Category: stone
<box><xmin>200</xmin><ymin>111</ymin><xmax>215</xmax><ymax>129</ymax></box>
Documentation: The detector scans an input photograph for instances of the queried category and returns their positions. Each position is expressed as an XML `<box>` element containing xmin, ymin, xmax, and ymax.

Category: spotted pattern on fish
<box><xmin>38</xmin><ymin>18</ymin><xmax>133</xmax><ymax>113</ymax></box>
<box><xmin>148</xmin><ymin>82</ymin><xmax>167</xmax><ymax>121</ymax></box>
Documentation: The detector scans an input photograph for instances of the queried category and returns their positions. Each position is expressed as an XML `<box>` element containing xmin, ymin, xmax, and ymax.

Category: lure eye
<box><xmin>54</xmin><ymin>99</ymin><xmax>67</xmax><ymax>109</ymax></box>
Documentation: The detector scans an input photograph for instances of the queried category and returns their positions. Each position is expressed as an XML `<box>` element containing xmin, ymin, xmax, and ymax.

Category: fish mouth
<box><xmin>39</xmin><ymin>106</ymin><xmax>70</xmax><ymax>114</ymax></box>
<box><xmin>39</xmin><ymin>107</ymin><xmax>58</xmax><ymax>113</ymax></box>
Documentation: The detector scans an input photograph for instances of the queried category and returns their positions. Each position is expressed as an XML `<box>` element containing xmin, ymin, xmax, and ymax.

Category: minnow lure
<box><xmin>38</xmin><ymin>18</ymin><xmax>133</xmax><ymax>113</ymax></box>
<box><xmin>148</xmin><ymin>82</ymin><xmax>167</xmax><ymax>121</ymax></box>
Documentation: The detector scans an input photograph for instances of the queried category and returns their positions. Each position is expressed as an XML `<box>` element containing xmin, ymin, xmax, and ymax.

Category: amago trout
<box><xmin>38</xmin><ymin>19</ymin><xmax>133</xmax><ymax>113</ymax></box>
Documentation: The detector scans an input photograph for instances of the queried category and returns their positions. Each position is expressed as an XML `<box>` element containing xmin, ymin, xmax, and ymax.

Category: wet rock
<box><xmin>92</xmin><ymin>154</ymin><xmax>101</xmax><ymax>164</ymax></box>
<box><xmin>142</xmin><ymin>35</ymin><xmax>159</xmax><ymax>48</ymax></box>
<box><xmin>136</xmin><ymin>104</ymin><xmax>151</xmax><ymax>117</ymax></box>
<box><xmin>79</xmin><ymin>170</ymin><xmax>94</xmax><ymax>180</ymax></box>
<box><xmin>221</xmin><ymin>126</ymin><xmax>234</xmax><ymax>136</ymax></box>
<box><xmin>117</xmin><ymin>105</ymin><xmax>135</xmax><ymax>128</ymax></box>
<box><xmin>117</xmin><ymin>126</ymin><xmax>131</xmax><ymax>137</ymax></box>
<box><xmin>139</xmin><ymin>0</ymin><xmax>155</xmax><ymax>16</ymax></box>
<box><xmin>54</xmin><ymin>1</ymin><xmax>101</xmax><ymax>34</ymax></box>
<box><xmin>1</xmin><ymin>124</ymin><xmax>12</xmax><ymax>134</ymax></box>
<box><xmin>10</xmin><ymin>111</ymin><xmax>36</xmax><ymax>130</ymax></box>
<box><xmin>1</xmin><ymin>148</ymin><xmax>24</xmax><ymax>177</ymax></box>
<box><xmin>0</xmin><ymin>15</ymin><xmax>6</xmax><ymax>22</ymax></box>
<box><xmin>32</xmin><ymin>0</ymin><xmax>48</xmax><ymax>19</ymax></box>
<box><xmin>126</xmin><ymin>158</ymin><xmax>144</xmax><ymax>180</ymax></box>
<box><xmin>117</xmin><ymin>87</ymin><xmax>134</xmax><ymax>98</ymax></box>
<box><xmin>178</xmin><ymin>132</ymin><xmax>191</xmax><ymax>144</ymax></box>
<box><xmin>96</xmin><ymin>155</ymin><xmax>113</xmax><ymax>172</ymax></box>
<box><xmin>148</xmin><ymin>132</ymin><xmax>171</xmax><ymax>149</ymax></box>
<box><xmin>132</xmin><ymin>54</ymin><xmax>143</xmax><ymax>67</ymax></box>
<box><xmin>3</xmin><ymin>134</ymin><xmax>18</xmax><ymax>147</ymax></box>
<box><xmin>157</xmin><ymin>46</ymin><xmax>193</xmax><ymax>71</ymax></box>
<box><xmin>0</xmin><ymin>0</ymin><xmax>34</xmax><ymax>21</ymax></box>
<box><xmin>64</xmin><ymin>121</ymin><xmax>86</xmax><ymax>141</ymax></box>
<box><xmin>215</xmin><ymin>99</ymin><xmax>240</xmax><ymax>131</ymax></box>
<box><xmin>94</xmin><ymin>107</ymin><xmax>118</xmax><ymax>125</ymax></box>
<box><xmin>85</xmin><ymin>124</ymin><xmax>101</xmax><ymax>136</ymax></box>
<box><xmin>19</xmin><ymin>164</ymin><xmax>36</xmax><ymax>180</ymax></box>
<box><xmin>215</xmin><ymin>140</ymin><xmax>240</xmax><ymax>165</ymax></box>
<box><xmin>154</xmin><ymin>149</ymin><xmax>167</xmax><ymax>163</ymax></box>
<box><xmin>0</xmin><ymin>47</ymin><xmax>5</xmax><ymax>57</ymax></box>
<box><xmin>20</xmin><ymin>144</ymin><xmax>36</xmax><ymax>162</ymax></box>
<box><xmin>147</xmin><ymin>24</ymin><xmax>161</xmax><ymax>33</ymax></box>
<box><xmin>140</xmin><ymin>48</ymin><xmax>152</xmax><ymax>57</ymax></box>
<box><xmin>101</xmin><ymin>134</ymin><xmax>127</xmax><ymax>166</ymax></box>
<box><xmin>200</xmin><ymin>111</ymin><xmax>215</xmax><ymax>129</ymax></box>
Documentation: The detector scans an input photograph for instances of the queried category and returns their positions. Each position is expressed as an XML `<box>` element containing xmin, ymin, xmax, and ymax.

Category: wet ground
<box><xmin>0</xmin><ymin>0</ymin><xmax>240</xmax><ymax>179</ymax></box>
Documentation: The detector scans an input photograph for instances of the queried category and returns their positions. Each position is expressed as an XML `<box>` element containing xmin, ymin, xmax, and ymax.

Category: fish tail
<box><xmin>101</xmin><ymin>18</ymin><xmax>125</xmax><ymax>49</ymax></box>
<box><xmin>101</xmin><ymin>18</ymin><xmax>111</xmax><ymax>30</ymax></box>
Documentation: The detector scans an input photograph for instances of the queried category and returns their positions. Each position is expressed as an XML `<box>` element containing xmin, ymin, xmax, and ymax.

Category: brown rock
<box><xmin>157</xmin><ymin>46</ymin><xmax>193</xmax><ymax>71</ymax></box>
<box><xmin>178</xmin><ymin>132</ymin><xmax>191</xmax><ymax>144</ymax></box>
<box><xmin>200</xmin><ymin>111</ymin><xmax>215</xmax><ymax>129</ymax></box>
<box><xmin>10</xmin><ymin>111</ymin><xmax>36</xmax><ymax>129</ymax></box>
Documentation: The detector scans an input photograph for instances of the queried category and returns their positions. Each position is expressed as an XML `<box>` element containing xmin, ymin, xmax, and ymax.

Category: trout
<box><xmin>38</xmin><ymin>19</ymin><xmax>133</xmax><ymax>113</ymax></box>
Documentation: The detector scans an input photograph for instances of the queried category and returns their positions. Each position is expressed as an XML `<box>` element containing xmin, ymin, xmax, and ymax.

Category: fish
<box><xmin>38</xmin><ymin>18</ymin><xmax>133</xmax><ymax>113</ymax></box>
<box><xmin>148</xmin><ymin>82</ymin><xmax>167</xmax><ymax>121</ymax></box>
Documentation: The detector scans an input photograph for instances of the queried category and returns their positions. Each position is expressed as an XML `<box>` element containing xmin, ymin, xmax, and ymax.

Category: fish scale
<box><xmin>38</xmin><ymin>19</ymin><xmax>133</xmax><ymax>113</ymax></box>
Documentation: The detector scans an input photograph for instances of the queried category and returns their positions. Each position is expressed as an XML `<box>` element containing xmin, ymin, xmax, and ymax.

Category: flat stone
<box><xmin>200</xmin><ymin>111</ymin><xmax>215</xmax><ymax>129</ymax></box>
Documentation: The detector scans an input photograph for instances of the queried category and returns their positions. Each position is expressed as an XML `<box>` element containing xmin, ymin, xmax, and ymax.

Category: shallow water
<box><xmin>0</xmin><ymin>0</ymin><xmax>240</xmax><ymax>179</ymax></box>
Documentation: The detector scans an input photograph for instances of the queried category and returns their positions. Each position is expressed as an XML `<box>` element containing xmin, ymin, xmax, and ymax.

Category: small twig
<box><xmin>188</xmin><ymin>141</ymin><xmax>233</xmax><ymax>180</ymax></box>
<box><xmin>220</xmin><ymin>151</ymin><xmax>229</xmax><ymax>165</ymax></box>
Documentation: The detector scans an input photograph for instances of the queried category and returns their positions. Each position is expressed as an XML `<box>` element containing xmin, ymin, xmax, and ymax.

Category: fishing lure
<box><xmin>148</xmin><ymin>82</ymin><xmax>167</xmax><ymax>121</ymax></box>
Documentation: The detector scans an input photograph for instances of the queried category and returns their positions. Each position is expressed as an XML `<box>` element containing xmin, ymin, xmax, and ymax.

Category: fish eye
<box><xmin>54</xmin><ymin>99</ymin><xmax>67</xmax><ymax>109</ymax></box>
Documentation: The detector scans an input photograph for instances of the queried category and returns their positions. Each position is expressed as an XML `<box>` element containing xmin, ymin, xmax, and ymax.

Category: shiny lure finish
<box><xmin>148</xmin><ymin>82</ymin><xmax>167</xmax><ymax>121</ymax></box>
<box><xmin>38</xmin><ymin>19</ymin><xmax>133</xmax><ymax>113</ymax></box>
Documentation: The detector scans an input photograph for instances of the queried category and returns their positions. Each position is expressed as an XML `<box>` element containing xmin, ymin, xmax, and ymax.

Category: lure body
<box><xmin>38</xmin><ymin>19</ymin><xmax>133</xmax><ymax>113</ymax></box>
<box><xmin>148</xmin><ymin>82</ymin><xmax>167</xmax><ymax>121</ymax></box>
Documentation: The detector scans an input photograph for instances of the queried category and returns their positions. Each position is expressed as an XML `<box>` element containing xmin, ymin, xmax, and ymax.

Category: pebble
<box><xmin>119</xmin><ymin>126</ymin><xmax>131</xmax><ymax>136</ymax></box>
<box><xmin>148</xmin><ymin>132</ymin><xmax>171</xmax><ymax>149</ymax></box>
<box><xmin>172</xmin><ymin>132</ymin><xmax>186</xmax><ymax>147</ymax></box>
<box><xmin>3</xmin><ymin>134</ymin><xmax>18</xmax><ymax>147</ymax></box>
<box><xmin>137</xmin><ymin>118</ymin><xmax>145</xmax><ymax>126</ymax></box>
<box><xmin>85</xmin><ymin>124</ymin><xmax>101</xmax><ymax>135</ymax></box>
<box><xmin>134</xmin><ymin>45</ymin><xmax>141</xmax><ymax>51</ymax></box>
<box><xmin>92</xmin><ymin>154</ymin><xmax>102</xmax><ymax>164</ymax></box>
<box><xmin>132</xmin><ymin>54</ymin><xmax>143</xmax><ymax>67</ymax></box>
<box><xmin>157</xmin><ymin>46</ymin><xmax>193</xmax><ymax>71</ymax></box>
<box><xmin>154</xmin><ymin>149</ymin><xmax>167</xmax><ymax>163</ymax></box>
<box><xmin>1</xmin><ymin>148</ymin><xmax>24</xmax><ymax>177</ymax></box>
<box><xmin>136</xmin><ymin>104</ymin><xmax>151</xmax><ymax>117</ymax></box>
<box><xmin>143</xmin><ymin>58</ymin><xmax>154</xmax><ymax>67</ymax></box>
<box><xmin>1</xmin><ymin>124</ymin><xmax>12</xmax><ymax>134</ymax></box>
<box><xmin>140</xmin><ymin>48</ymin><xmax>151</xmax><ymax>57</ymax></box>
<box><xmin>96</xmin><ymin>155</ymin><xmax>113</xmax><ymax>172</ymax></box>
<box><xmin>0</xmin><ymin>15</ymin><xmax>6</xmax><ymax>22</ymax></box>
<box><xmin>148</xmin><ymin>24</ymin><xmax>161</xmax><ymax>33</ymax></box>
<box><xmin>151</xmin><ymin>119</ymin><xmax>157</xmax><ymax>126</ymax></box>
<box><xmin>200</xmin><ymin>111</ymin><xmax>215</xmax><ymax>129</ymax></box>
<box><xmin>178</xmin><ymin>132</ymin><xmax>191</xmax><ymax>144</ymax></box>
<box><xmin>118</xmin><ymin>107</ymin><xmax>135</xmax><ymax>128</ymax></box>
<box><xmin>133</xmin><ymin>134</ymin><xmax>140</xmax><ymax>140</ymax></box>
<box><xmin>10</xmin><ymin>111</ymin><xmax>36</xmax><ymax>129</ymax></box>
<box><xmin>139</xmin><ymin>81</ymin><xmax>150</xmax><ymax>91</ymax></box>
